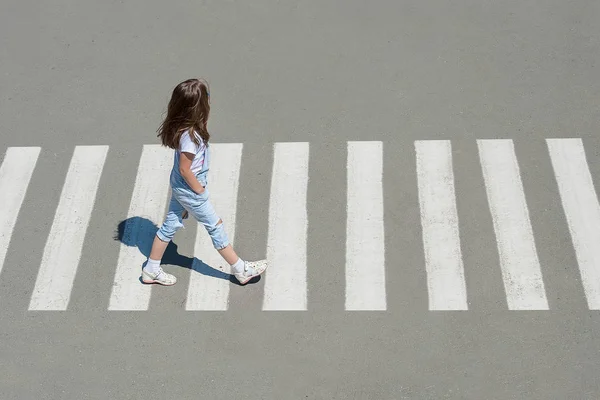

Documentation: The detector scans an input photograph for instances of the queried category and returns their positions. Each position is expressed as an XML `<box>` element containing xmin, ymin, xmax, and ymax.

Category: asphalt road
<box><xmin>1</xmin><ymin>0</ymin><xmax>600</xmax><ymax>399</ymax></box>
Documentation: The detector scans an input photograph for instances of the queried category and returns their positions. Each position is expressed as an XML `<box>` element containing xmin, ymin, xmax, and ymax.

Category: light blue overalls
<box><xmin>156</xmin><ymin>143</ymin><xmax>230</xmax><ymax>250</ymax></box>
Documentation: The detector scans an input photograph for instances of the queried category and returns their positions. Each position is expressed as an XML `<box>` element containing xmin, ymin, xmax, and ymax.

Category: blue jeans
<box><xmin>156</xmin><ymin>168</ymin><xmax>230</xmax><ymax>250</ymax></box>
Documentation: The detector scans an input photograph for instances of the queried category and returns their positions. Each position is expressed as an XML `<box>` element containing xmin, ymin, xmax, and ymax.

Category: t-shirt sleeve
<box><xmin>179</xmin><ymin>131</ymin><xmax>199</xmax><ymax>154</ymax></box>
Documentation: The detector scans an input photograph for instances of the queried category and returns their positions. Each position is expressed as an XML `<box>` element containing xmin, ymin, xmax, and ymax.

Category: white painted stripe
<box><xmin>547</xmin><ymin>138</ymin><xmax>600</xmax><ymax>309</ymax></box>
<box><xmin>108</xmin><ymin>145</ymin><xmax>172</xmax><ymax>310</ymax></box>
<box><xmin>186</xmin><ymin>143</ymin><xmax>242</xmax><ymax>310</ymax></box>
<box><xmin>345</xmin><ymin>141</ymin><xmax>386</xmax><ymax>311</ymax></box>
<box><xmin>415</xmin><ymin>140</ymin><xmax>468</xmax><ymax>310</ymax></box>
<box><xmin>29</xmin><ymin>146</ymin><xmax>108</xmax><ymax>310</ymax></box>
<box><xmin>477</xmin><ymin>139</ymin><xmax>548</xmax><ymax>310</ymax></box>
<box><xmin>263</xmin><ymin>142</ymin><xmax>309</xmax><ymax>310</ymax></box>
<box><xmin>0</xmin><ymin>147</ymin><xmax>41</xmax><ymax>276</ymax></box>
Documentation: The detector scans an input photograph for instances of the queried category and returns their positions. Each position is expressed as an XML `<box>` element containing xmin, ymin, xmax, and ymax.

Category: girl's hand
<box><xmin>179</xmin><ymin>151</ymin><xmax>206</xmax><ymax>194</ymax></box>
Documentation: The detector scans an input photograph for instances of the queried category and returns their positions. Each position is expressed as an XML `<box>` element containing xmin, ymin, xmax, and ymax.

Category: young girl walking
<box><xmin>141</xmin><ymin>78</ymin><xmax>268</xmax><ymax>286</ymax></box>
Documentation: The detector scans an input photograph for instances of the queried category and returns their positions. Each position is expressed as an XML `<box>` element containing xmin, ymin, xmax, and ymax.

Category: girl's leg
<box><xmin>141</xmin><ymin>196</ymin><xmax>186</xmax><ymax>285</ymax></box>
<box><xmin>216</xmin><ymin>241</ymin><xmax>239</xmax><ymax>265</ymax></box>
<box><xmin>149</xmin><ymin>235</ymin><xmax>169</xmax><ymax>261</ymax></box>
<box><xmin>189</xmin><ymin>192</ymin><xmax>268</xmax><ymax>285</ymax></box>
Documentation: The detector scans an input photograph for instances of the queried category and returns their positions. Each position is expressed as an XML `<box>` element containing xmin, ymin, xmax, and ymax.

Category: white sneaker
<box><xmin>233</xmin><ymin>260</ymin><xmax>268</xmax><ymax>285</ymax></box>
<box><xmin>141</xmin><ymin>267</ymin><xmax>177</xmax><ymax>286</ymax></box>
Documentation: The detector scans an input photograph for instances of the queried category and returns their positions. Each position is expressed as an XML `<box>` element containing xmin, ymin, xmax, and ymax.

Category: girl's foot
<box><xmin>233</xmin><ymin>260</ymin><xmax>268</xmax><ymax>285</ymax></box>
<box><xmin>141</xmin><ymin>267</ymin><xmax>177</xmax><ymax>286</ymax></box>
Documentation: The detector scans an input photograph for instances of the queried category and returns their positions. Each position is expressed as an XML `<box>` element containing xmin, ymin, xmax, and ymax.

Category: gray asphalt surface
<box><xmin>1</xmin><ymin>0</ymin><xmax>600</xmax><ymax>399</ymax></box>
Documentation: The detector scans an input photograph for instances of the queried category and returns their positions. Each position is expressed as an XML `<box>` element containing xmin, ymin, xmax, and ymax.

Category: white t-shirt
<box><xmin>175</xmin><ymin>130</ymin><xmax>206</xmax><ymax>175</ymax></box>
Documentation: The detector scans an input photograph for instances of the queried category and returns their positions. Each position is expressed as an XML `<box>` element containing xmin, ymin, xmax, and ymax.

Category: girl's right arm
<box><xmin>178</xmin><ymin>152</ymin><xmax>205</xmax><ymax>194</ymax></box>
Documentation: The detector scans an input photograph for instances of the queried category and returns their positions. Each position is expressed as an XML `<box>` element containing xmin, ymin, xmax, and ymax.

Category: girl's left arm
<box><xmin>178</xmin><ymin>152</ymin><xmax>205</xmax><ymax>194</ymax></box>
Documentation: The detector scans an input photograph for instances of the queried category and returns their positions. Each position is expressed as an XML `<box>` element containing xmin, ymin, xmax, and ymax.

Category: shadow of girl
<box><xmin>114</xmin><ymin>216</ymin><xmax>233</xmax><ymax>282</ymax></box>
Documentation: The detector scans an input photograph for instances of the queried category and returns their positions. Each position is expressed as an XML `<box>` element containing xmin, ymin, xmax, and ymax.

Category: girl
<box><xmin>141</xmin><ymin>78</ymin><xmax>268</xmax><ymax>286</ymax></box>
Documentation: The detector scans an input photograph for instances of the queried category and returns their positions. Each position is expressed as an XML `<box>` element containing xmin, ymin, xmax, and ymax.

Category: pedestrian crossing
<box><xmin>264</xmin><ymin>142</ymin><xmax>310</xmax><ymax>310</ymax></box>
<box><xmin>1</xmin><ymin>139</ymin><xmax>600</xmax><ymax>312</ymax></box>
<box><xmin>0</xmin><ymin>147</ymin><xmax>40</xmax><ymax>278</ymax></box>
<box><xmin>547</xmin><ymin>139</ymin><xmax>600</xmax><ymax>310</ymax></box>
<box><xmin>346</xmin><ymin>141</ymin><xmax>386</xmax><ymax>311</ymax></box>
<box><xmin>108</xmin><ymin>145</ymin><xmax>172</xmax><ymax>311</ymax></box>
<box><xmin>187</xmin><ymin>143</ymin><xmax>243</xmax><ymax>311</ymax></box>
<box><xmin>29</xmin><ymin>146</ymin><xmax>109</xmax><ymax>310</ymax></box>
<box><xmin>416</xmin><ymin>140</ymin><xmax>467</xmax><ymax>310</ymax></box>
<box><xmin>478</xmin><ymin>139</ymin><xmax>549</xmax><ymax>310</ymax></box>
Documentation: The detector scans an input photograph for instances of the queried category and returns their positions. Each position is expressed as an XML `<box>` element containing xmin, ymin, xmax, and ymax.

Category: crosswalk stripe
<box><xmin>3</xmin><ymin>138</ymin><xmax>600</xmax><ymax>312</ymax></box>
<box><xmin>0</xmin><ymin>147</ymin><xmax>41</xmax><ymax>277</ymax></box>
<box><xmin>108</xmin><ymin>145</ymin><xmax>173</xmax><ymax>311</ymax></box>
<box><xmin>477</xmin><ymin>139</ymin><xmax>549</xmax><ymax>310</ymax></box>
<box><xmin>345</xmin><ymin>141</ymin><xmax>387</xmax><ymax>311</ymax></box>
<box><xmin>547</xmin><ymin>138</ymin><xmax>600</xmax><ymax>310</ymax></box>
<box><xmin>29</xmin><ymin>146</ymin><xmax>108</xmax><ymax>310</ymax></box>
<box><xmin>186</xmin><ymin>143</ymin><xmax>243</xmax><ymax>310</ymax></box>
<box><xmin>263</xmin><ymin>142</ymin><xmax>309</xmax><ymax>310</ymax></box>
<box><xmin>415</xmin><ymin>140</ymin><xmax>468</xmax><ymax>310</ymax></box>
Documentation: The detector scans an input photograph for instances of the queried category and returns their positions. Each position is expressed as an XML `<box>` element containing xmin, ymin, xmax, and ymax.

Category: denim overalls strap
<box><xmin>195</xmin><ymin>142</ymin><xmax>210</xmax><ymax>187</ymax></box>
